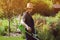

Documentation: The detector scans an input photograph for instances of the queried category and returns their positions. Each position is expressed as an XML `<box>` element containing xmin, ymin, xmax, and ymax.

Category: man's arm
<box><xmin>21</xmin><ymin>19</ymin><xmax>32</xmax><ymax>32</ymax></box>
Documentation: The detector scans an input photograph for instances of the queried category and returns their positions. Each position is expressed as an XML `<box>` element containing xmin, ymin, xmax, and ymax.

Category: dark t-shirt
<box><xmin>22</xmin><ymin>12</ymin><xmax>35</xmax><ymax>33</ymax></box>
<box><xmin>22</xmin><ymin>12</ymin><xmax>36</xmax><ymax>40</ymax></box>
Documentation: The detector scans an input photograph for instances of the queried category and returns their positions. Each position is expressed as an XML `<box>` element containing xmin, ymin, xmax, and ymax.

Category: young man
<box><xmin>21</xmin><ymin>3</ymin><xmax>36</xmax><ymax>40</ymax></box>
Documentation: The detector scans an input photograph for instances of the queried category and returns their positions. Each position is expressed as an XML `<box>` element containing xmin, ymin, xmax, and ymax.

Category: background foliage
<box><xmin>0</xmin><ymin>0</ymin><xmax>60</xmax><ymax>40</ymax></box>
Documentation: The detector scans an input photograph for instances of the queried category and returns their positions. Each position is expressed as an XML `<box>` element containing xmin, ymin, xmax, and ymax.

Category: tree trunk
<box><xmin>8</xmin><ymin>19</ymin><xmax>11</xmax><ymax>36</ymax></box>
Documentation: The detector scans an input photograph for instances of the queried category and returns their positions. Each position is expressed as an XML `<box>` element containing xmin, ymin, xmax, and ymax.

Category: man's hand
<box><xmin>26</xmin><ymin>27</ymin><xmax>32</xmax><ymax>32</ymax></box>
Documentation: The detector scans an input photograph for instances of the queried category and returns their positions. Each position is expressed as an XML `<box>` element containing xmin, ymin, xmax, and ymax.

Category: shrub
<box><xmin>33</xmin><ymin>13</ymin><xmax>60</xmax><ymax>40</ymax></box>
<box><xmin>0</xmin><ymin>26</ymin><xmax>6</xmax><ymax>36</ymax></box>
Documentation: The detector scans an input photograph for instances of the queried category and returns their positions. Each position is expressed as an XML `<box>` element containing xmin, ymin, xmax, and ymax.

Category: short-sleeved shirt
<box><xmin>22</xmin><ymin>12</ymin><xmax>36</xmax><ymax>40</ymax></box>
<box><xmin>22</xmin><ymin>12</ymin><xmax>35</xmax><ymax>33</ymax></box>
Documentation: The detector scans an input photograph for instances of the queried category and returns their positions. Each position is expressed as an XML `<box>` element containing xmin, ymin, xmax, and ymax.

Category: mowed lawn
<box><xmin>0</xmin><ymin>36</ymin><xmax>25</xmax><ymax>40</ymax></box>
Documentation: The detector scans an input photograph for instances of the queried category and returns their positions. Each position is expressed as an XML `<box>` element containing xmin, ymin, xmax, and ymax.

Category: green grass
<box><xmin>0</xmin><ymin>36</ymin><xmax>25</xmax><ymax>40</ymax></box>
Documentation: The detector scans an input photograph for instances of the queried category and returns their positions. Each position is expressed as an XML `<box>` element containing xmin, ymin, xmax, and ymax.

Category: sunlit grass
<box><xmin>0</xmin><ymin>36</ymin><xmax>25</xmax><ymax>40</ymax></box>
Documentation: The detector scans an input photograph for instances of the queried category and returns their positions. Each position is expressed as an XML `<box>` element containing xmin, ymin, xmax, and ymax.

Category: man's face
<box><xmin>27</xmin><ymin>8</ymin><xmax>33</xmax><ymax>12</ymax></box>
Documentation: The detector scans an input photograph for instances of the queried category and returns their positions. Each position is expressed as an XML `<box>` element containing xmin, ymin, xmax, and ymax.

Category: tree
<box><xmin>0</xmin><ymin>0</ymin><xmax>26</xmax><ymax>36</ymax></box>
<box><xmin>29</xmin><ymin>0</ymin><xmax>57</xmax><ymax>16</ymax></box>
